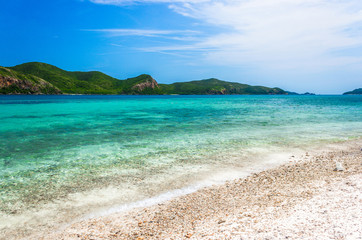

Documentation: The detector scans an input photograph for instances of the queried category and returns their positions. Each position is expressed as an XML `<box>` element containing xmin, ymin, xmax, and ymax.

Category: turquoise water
<box><xmin>0</xmin><ymin>95</ymin><xmax>361</xmax><ymax>214</ymax></box>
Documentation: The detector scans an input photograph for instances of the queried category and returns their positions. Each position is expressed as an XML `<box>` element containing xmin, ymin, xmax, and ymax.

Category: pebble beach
<box><xmin>37</xmin><ymin>139</ymin><xmax>362</xmax><ymax>240</ymax></box>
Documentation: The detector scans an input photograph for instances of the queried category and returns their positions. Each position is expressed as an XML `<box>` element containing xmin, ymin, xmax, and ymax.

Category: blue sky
<box><xmin>1</xmin><ymin>0</ymin><xmax>362</xmax><ymax>93</ymax></box>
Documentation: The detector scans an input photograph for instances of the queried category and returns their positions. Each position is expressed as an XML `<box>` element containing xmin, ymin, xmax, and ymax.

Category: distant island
<box><xmin>343</xmin><ymin>88</ymin><xmax>362</xmax><ymax>95</ymax></box>
<box><xmin>1</xmin><ymin>62</ymin><xmax>290</xmax><ymax>95</ymax></box>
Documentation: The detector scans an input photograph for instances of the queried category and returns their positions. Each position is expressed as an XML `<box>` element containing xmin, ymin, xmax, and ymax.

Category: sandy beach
<box><xmin>31</xmin><ymin>139</ymin><xmax>361</xmax><ymax>240</ymax></box>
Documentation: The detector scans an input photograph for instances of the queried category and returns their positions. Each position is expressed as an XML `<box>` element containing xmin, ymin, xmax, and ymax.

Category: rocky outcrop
<box><xmin>0</xmin><ymin>70</ymin><xmax>62</xmax><ymax>95</ymax></box>
<box><xmin>207</xmin><ymin>88</ymin><xmax>227</xmax><ymax>95</ymax></box>
<box><xmin>131</xmin><ymin>77</ymin><xmax>159</xmax><ymax>92</ymax></box>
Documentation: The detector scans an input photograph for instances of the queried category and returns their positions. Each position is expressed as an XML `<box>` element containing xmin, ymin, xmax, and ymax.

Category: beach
<box><xmin>35</xmin><ymin>139</ymin><xmax>362</xmax><ymax>240</ymax></box>
<box><xmin>0</xmin><ymin>95</ymin><xmax>361</xmax><ymax>239</ymax></box>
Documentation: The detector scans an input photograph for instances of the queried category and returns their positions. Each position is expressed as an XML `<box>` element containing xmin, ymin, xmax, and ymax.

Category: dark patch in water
<box><xmin>1</xmin><ymin>115</ymin><xmax>42</xmax><ymax>119</ymax></box>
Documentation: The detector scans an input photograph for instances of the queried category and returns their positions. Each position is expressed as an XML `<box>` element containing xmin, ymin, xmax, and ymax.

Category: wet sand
<box><xmin>39</xmin><ymin>139</ymin><xmax>361</xmax><ymax>240</ymax></box>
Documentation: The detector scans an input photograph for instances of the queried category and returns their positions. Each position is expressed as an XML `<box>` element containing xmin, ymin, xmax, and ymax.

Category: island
<box><xmin>1</xmin><ymin>62</ymin><xmax>289</xmax><ymax>95</ymax></box>
<box><xmin>343</xmin><ymin>88</ymin><xmax>362</xmax><ymax>95</ymax></box>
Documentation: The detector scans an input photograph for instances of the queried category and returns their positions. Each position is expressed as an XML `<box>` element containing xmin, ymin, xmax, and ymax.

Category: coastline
<box><xmin>29</xmin><ymin>139</ymin><xmax>362</xmax><ymax>239</ymax></box>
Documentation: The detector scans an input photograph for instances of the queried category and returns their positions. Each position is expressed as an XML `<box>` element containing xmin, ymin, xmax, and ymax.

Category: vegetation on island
<box><xmin>343</xmin><ymin>88</ymin><xmax>362</xmax><ymax>95</ymax></box>
<box><xmin>0</xmin><ymin>66</ymin><xmax>61</xmax><ymax>94</ymax></box>
<box><xmin>9</xmin><ymin>62</ymin><xmax>160</xmax><ymax>95</ymax></box>
<box><xmin>159</xmin><ymin>78</ymin><xmax>286</xmax><ymax>95</ymax></box>
<box><xmin>1</xmin><ymin>62</ymin><xmax>288</xmax><ymax>95</ymax></box>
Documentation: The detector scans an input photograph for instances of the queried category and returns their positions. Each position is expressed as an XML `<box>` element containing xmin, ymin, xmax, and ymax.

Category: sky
<box><xmin>1</xmin><ymin>0</ymin><xmax>362</xmax><ymax>94</ymax></box>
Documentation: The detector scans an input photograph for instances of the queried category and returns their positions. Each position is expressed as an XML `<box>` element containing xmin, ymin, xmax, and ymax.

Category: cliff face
<box><xmin>131</xmin><ymin>76</ymin><xmax>159</xmax><ymax>92</ymax></box>
<box><xmin>0</xmin><ymin>67</ymin><xmax>62</xmax><ymax>94</ymax></box>
<box><xmin>208</xmin><ymin>88</ymin><xmax>227</xmax><ymax>95</ymax></box>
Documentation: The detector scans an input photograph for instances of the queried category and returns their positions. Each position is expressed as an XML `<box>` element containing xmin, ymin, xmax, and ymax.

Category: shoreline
<box><xmin>2</xmin><ymin>145</ymin><xmax>304</xmax><ymax>239</ymax></box>
<box><xmin>33</xmin><ymin>139</ymin><xmax>362</xmax><ymax>239</ymax></box>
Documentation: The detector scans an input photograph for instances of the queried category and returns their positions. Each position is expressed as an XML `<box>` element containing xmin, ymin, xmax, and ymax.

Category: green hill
<box><xmin>0</xmin><ymin>66</ymin><xmax>61</xmax><ymax>94</ymax></box>
<box><xmin>10</xmin><ymin>62</ymin><xmax>159</xmax><ymax>94</ymax></box>
<box><xmin>343</xmin><ymin>88</ymin><xmax>362</xmax><ymax>95</ymax></box>
<box><xmin>1</xmin><ymin>62</ymin><xmax>289</xmax><ymax>95</ymax></box>
<box><xmin>159</xmin><ymin>78</ymin><xmax>286</xmax><ymax>95</ymax></box>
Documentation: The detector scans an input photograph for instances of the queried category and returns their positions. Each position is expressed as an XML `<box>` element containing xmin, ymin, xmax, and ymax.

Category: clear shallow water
<box><xmin>0</xmin><ymin>95</ymin><xmax>361</xmax><ymax>214</ymax></box>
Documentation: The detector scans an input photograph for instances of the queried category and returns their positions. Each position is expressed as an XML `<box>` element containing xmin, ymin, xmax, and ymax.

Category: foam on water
<box><xmin>87</xmin><ymin>150</ymin><xmax>298</xmax><ymax>219</ymax></box>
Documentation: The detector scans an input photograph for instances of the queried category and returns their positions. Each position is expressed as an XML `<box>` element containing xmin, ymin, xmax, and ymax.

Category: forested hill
<box><xmin>159</xmin><ymin>78</ymin><xmax>286</xmax><ymax>95</ymax></box>
<box><xmin>343</xmin><ymin>88</ymin><xmax>362</xmax><ymax>95</ymax></box>
<box><xmin>1</xmin><ymin>62</ymin><xmax>288</xmax><ymax>95</ymax></box>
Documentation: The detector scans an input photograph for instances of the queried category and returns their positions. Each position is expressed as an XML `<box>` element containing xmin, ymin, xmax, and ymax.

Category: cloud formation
<box><xmin>89</xmin><ymin>0</ymin><xmax>210</xmax><ymax>5</ymax></box>
<box><xmin>90</xmin><ymin>0</ymin><xmax>362</xmax><ymax>70</ymax></box>
<box><xmin>84</xmin><ymin>28</ymin><xmax>198</xmax><ymax>37</ymax></box>
<box><xmin>174</xmin><ymin>0</ymin><xmax>362</xmax><ymax>69</ymax></box>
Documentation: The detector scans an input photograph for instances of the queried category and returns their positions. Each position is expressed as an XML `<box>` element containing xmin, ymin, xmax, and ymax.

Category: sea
<box><xmin>0</xmin><ymin>95</ymin><xmax>361</xmax><ymax>232</ymax></box>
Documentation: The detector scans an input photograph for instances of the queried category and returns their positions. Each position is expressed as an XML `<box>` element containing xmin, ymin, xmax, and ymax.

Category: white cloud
<box><xmin>89</xmin><ymin>0</ymin><xmax>210</xmax><ymax>5</ymax></box>
<box><xmin>167</xmin><ymin>0</ymin><xmax>362</xmax><ymax>69</ymax></box>
<box><xmin>84</xmin><ymin>28</ymin><xmax>199</xmax><ymax>37</ymax></box>
<box><xmin>90</xmin><ymin>0</ymin><xmax>362</xmax><ymax>70</ymax></box>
